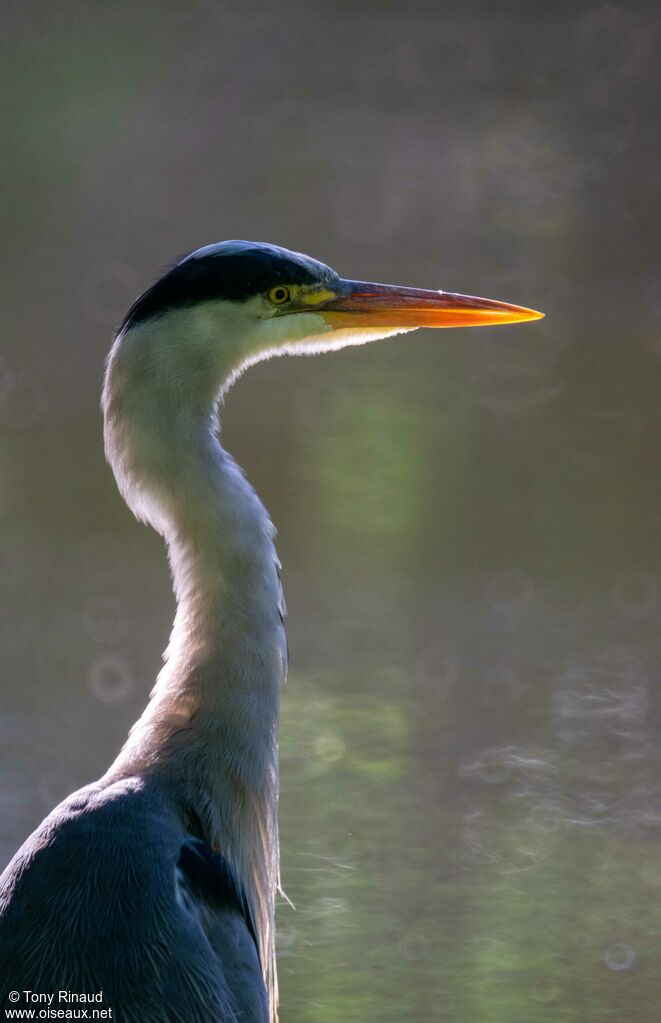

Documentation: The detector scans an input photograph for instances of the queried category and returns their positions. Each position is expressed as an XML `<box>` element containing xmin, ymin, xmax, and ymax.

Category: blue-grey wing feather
<box><xmin>0</xmin><ymin>779</ymin><xmax>268</xmax><ymax>1022</ymax></box>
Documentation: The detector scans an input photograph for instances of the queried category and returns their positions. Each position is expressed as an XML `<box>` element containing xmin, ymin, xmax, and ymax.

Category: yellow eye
<box><xmin>267</xmin><ymin>285</ymin><xmax>291</xmax><ymax>306</ymax></box>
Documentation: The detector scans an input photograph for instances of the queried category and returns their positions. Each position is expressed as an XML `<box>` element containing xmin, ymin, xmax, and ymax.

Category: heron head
<box><xmin>117</xmin><ymin>240</ymin><xmax>543</xmax><ymax>389</ymax></box>
<box><xmin>105</xmin><ymin>241</ymin><xmax>542</xmax><ymax>526</ymax></box>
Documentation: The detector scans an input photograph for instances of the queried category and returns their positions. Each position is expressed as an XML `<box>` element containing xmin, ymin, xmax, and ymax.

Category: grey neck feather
<box><xmin>101</xmin><ymin>311</ymin><xmax>285</xmax><ymax>1018</ymax></box>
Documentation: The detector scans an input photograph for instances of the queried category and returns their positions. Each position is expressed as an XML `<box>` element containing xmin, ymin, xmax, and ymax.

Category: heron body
<box><xmin>0</xmin><ymin>241</ymin><xmax>542</xmax><ymax>1021</ymax></box>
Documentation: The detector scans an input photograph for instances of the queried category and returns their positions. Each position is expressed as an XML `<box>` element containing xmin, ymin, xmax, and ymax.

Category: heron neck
<box><xmin>105</xmin><ymin>403</ymin><xmax>283</xmax><ymax>1010</ymax></box>
<box><xmin>109</xmin><ymin>410</ymin><xmax>284</xmax><ymax>826</ymax></box>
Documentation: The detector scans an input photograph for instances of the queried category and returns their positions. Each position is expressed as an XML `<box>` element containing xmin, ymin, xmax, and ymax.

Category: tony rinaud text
<box><xmin>18</xmin><ymin>994</ymin><xmax>104</xmax><ymax>1005</ymax></box>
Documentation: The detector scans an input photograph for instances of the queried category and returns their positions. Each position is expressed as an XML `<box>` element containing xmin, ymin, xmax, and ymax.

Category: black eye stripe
<box><xmin>118</xmin><ymin>242</ymin><xmax>338</xmax><ymax>332</ymax></box>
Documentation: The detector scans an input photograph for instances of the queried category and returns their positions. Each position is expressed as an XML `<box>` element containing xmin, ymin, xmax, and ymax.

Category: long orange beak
<box><xmin>317</xmin><ymin>279</ymin><xmax>544</xmax><ymax>329</ymax></box>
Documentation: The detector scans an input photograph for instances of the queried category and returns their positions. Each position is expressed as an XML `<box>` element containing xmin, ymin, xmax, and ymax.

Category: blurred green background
<box><xmin>1</xmin><ymin>1</ymin><xmax>660</xmax><ymax>1020</ymax></box>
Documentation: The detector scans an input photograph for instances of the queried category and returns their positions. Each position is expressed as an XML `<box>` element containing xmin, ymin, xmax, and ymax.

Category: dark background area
<box><xmin>1</xmin><ymin>2</ymin><xmax>660</xmax><ymax>1020</ymax></box>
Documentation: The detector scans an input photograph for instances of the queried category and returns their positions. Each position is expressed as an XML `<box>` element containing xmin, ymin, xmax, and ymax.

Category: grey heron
<box><xmin>0</xmin><ymin>241</ymin><xmax>542</xmax><ymax>1021</ymax></box>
